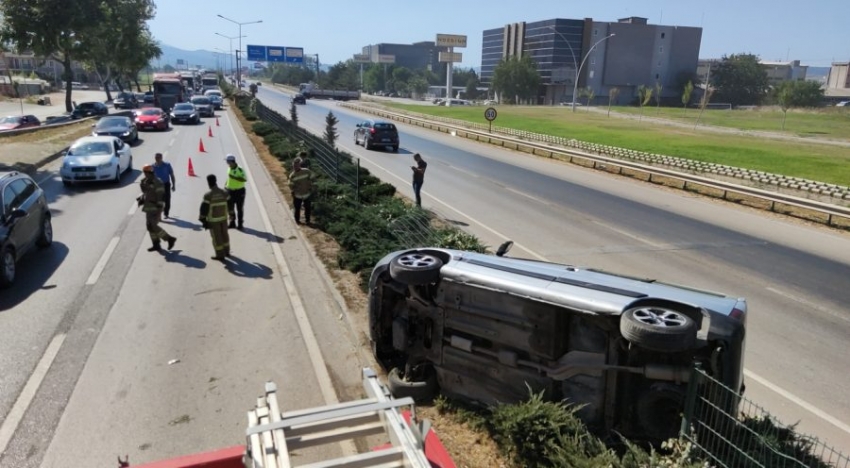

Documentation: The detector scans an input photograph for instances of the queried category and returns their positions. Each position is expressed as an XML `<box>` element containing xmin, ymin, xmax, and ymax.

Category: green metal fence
<box><xmin>681</xmin><ymin>366</ymin><xmax>850</xmax><ymax>467</ymax></box>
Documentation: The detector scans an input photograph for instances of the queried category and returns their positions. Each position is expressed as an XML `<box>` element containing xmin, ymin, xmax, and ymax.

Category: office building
<box><xmin>360</xmin><ymin>41</ymin><xmax>447</xmax><ymax>72</ymax></box>
<box><xmin>481</xmin><ymin>16</ymin><xmax>702</xmax><ymax>105</ymax></box>
<box><xmin>827</xmin><ymin>62</ymin><xmax>850</xmax><ymax>89</ymax></box>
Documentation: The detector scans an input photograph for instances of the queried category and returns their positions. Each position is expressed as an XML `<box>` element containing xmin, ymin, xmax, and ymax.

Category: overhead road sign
<box><xmin>436</xmin><ymin>34</ymin><xmax>467</xmax><ymax>48</ymax></box>
<box><xmin>377</xmin><ymin>54</ymin><xmax>395</xmax><ymax>64</ymax></box>
<box><xmin>246</xmin><ymin>44</ymin><xmax>305</xmax><ymax>63</ymax></box>
<box><xmin>438</xmin><ymin>52</ymin><xmax>463</xmax><ymax>63</ymax></box>
<box><xmin>247</xmin><ymin>44</ymin><xmax>267</xmax><ymax>61</ymax></box>
<box><xmin>285</xmin><ymin>47</ymin><xmax>304</xmax><ymax>63</ymax></box>
<box><xmin>353</xmin><ymin>54</ymin><xmax>371</xmax><ymax>63</ymax></box>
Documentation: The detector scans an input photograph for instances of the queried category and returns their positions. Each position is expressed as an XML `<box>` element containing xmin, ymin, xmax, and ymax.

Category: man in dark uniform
<box><xmin>152</xmin><ymin>152</ymin><xmax>176</xmax><ymax>219</ymax></box>
<box><xmin>288</xmin><ymin>154</ymin><xmax>315</xmax><ymax>225</ymax></box>
<box><xmin>224</xmin><ymin>154</ymin><xmax>247</xmax><ymax>230</ymax></box>
<box><xmin>411</xmin><ymin>153</ymin><xmax>427</xmax><ymax>208</ymax></box>
<box><xmin>139</xmin><ymin>164</ymin><xmax>176</xmax><ymax>252</ymax></box>
<box><xmin>199</xmin><ymin>174</ymin><xmax>230</xmax><ymax>260</ymax></box>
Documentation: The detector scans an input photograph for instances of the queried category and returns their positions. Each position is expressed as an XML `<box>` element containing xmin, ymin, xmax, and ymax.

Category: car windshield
<box><xmin>174</xmin><ymin>104</ymin><xmax>194</xmax><ymax>111</ymax></box>
<box><xmin>116</xmin><ymin>93</ymin><xmax>133</xmax><ymax>99</ymax></box>
<box><xmin>191</xmin><ymin>98</ymin><xmax>210</xmax><ymax>105</ymax></box>
<box><xmin>154</xmin><ymin>82</ymin><xmax>182</xmax><ymax>95</ymax></box>
<box><xmin>68</xmin><ymin>141</ymin><xmax>113</xmax><ymax>156</ymax></box>
<box><xmin>140</xmin><ymin>109</ymin><xmax>162</xmax><ymax>116</ymax></box>
<box><xmin>375</xmin><ymin>123</ymin><xmax>396</xmax><ymax>131</ymax></box>
<box><xmin>96</xmin><ymin>117</ymin><xmax>128</xmax><ymax>129</ymax></box>
<box><xmin>0</xmin><ymin>116</ymin><xmax>22</xmax><ymax>124</ymax></box>
<box><xmin>206</xmin><ymin>91</ymin><xmax>222</xmax><ymax>97</ymax></box>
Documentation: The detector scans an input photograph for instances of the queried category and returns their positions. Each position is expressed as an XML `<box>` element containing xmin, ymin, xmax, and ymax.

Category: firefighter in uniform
<box><xmin>224</xmin><ymin>154</ymin><xmax>247</xmax><ymax>230</ymax></box>
<box><xmin>288</xmin><ymin>155</ymin><xmax>315</xmax><ymax>225</ymax></box>
<box><xmin>199</xmin><ymin>174</ymin><xmax>231</xmax><ymax>260</ymax></box>
<box><xmin>139</xmin><ymin>164</ymin><xmax>177</xmax><ymax>252</ymax></box>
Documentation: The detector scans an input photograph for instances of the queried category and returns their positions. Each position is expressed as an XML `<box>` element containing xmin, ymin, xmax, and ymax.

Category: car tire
<box><xmin>388</xmin><ymin>252</ymin><xmax>442</xmax><ymax>285</ymax></box>
<box><xmin>363</xmin><ymin>138</ymin><xmax>371</xmax><ymax>150</ymax></box>
<box><xmin>62</xmin><ymin>180</ymin><xmax>72</xmax><ymax>188</ymax></box>
<box><xmin>113</xmin><ymin>166</ymin><xmax>121</xmax><ymax>184</ymax></box>
<box><xmin>354</xmin><ymin>133</ymin><xmax>359</xmax><ymax>145</ymax></box>
<box><xmin>0</xmin><ymin>247</ymin><xmax>15</xmax><ymax>288</ymax></box>
<box><xmin>392</xmin><ymin>145</ymin><xmax>399</xmax><ymax>153</ymax></box>
<box><xmin>127</xmin><ymin>156</ymin><xmax>133</xmax><ymax>172</ymax></box>
<box><xmin>36</xmin><ymin>215</ymin><xmax>53</xmax><ymax>248</ymax></box>
<box><xmin>636</xmin><ymin>383</ymin><xmax>685</xmax><ymax>441</ymax></box>
<box><xmin>620</xmin><ymin>306</ymin><xmax>697</xmax><ymax>352</ymax></box>
<box><xmin>388</xmin><ymin>366</ymin><xmax>438</xmax><ymax>402</ymax></box>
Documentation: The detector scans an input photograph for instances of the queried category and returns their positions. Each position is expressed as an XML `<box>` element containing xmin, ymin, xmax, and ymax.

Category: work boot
<box><xmin>237</xmin><ymin>223</ymin><xmax>244</xmax><ymax>231</ymax></box>
<box><xmin>147</xmin><ymin>242</ymin><xmax>161</xmax><ymax>252</ymax></box>
<box><xmin>166</xmin><ymin>236</ymin><xmax>176</xmax><ymax>250</ymax></box>
<box><xmin>228</xmin><ymin>221</ymin><xmax>236</xmax><ymax>229</ymax></box>
<box><xmin>211</xmin><ymin>255</ymin><xmax>226</xmax><ymax>261</ymax></box>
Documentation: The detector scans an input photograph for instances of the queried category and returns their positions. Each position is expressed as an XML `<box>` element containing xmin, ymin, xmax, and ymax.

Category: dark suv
<box><xmin>354</xmin><ymin>120</ymin><xmax>399</xmax><ymax>152</ymax></box>
<box><xmin>0</xmin><ymin>172</ymin><xmax>53</xmax><ymax>287</ymax></box>
<box><xmin>113</xmin><ymin>92</ymin><xmax>138</xmax><ymax>109</ymax></box>
<box><xmin>72</xmin><ymin>102</ymin><xmax>109</xmax><ymax>119</ymax></box>
<box><xmin>368</xmin><ymin>244</ymin><xmax>747</xmax><ymax>442</ymax></box>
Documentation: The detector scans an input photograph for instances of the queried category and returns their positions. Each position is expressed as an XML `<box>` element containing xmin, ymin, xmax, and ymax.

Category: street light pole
<box><xmin>217</xmin><ymin>15</ymin><xmax>262</xmax><ymax>89</ymax></box>
<box><xmin>572</xmin><ymin>33</ymin><xmax>615</xmax><ymax>112</ymax></box>
<box><xmin>215</xmin><ymin>32</ymin><xmax>245</xmax><ymax>76</ymax></box>
<box><xmin>547</xmin><ymin>26</ymin><xmax>578</xmax><ymax>106</ymax></box>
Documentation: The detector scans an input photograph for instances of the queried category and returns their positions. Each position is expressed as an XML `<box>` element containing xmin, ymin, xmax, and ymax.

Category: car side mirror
<box><xmin>356</xmin><ymin>123</ymin><xmax>362</xmax><ymax>128</ymax></box>
<box><xmin>8</xmin><ymin>208</ymin><xmax>26</xmax><ymax>221</ymax></box>
<box><xmin>496</xmin><ymin>240</ymin><xmax>514</xmax><ymax>257</ymax></box>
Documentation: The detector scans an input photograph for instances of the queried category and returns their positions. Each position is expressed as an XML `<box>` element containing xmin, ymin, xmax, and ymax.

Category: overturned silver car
<box><xmin>368</xmin><ymin>243</ymin><xmax>747</xmax><ymax>441</ymax></box>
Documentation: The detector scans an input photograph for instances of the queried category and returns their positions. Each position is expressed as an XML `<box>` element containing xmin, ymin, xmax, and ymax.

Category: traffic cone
<box><xmin>208</xmin><ymin>126</ymin><xmax>213</xmax><ymax>137</ymax></box>
<box><xmin>198</xmin><ymin>138</ymin><xmax>206</xmax><ymax>153</ymax></box>
<box><xmin>215</xmin><ymin>117</ymin><xmax>220</xmax><ymax>127</ymax></box>
<box><xmin>187</xmin><ymin>158</ymin><xmax>197</xmax><ymax>177</ymax></box>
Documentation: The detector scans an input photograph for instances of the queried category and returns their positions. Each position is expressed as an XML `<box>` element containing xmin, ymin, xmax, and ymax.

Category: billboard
<box><xmin>246</xmin><ymin>45</ymin><xmax>304</xmax><ymax>63</ymax></box>
<box><xmin>377</xmin><ymin>54</ymin><xmax>395</xmax><ymax>64</ymax></box>
<box><xmin>353</xmin><ymin>54</ymin><xmax>371</xmax><ymax>63</ymax></box>
<box><xmin>436</xmin><ymin>34</ymin><xmax>468</xmax><ymax>48</ymax></box>
<box><xmin>438</xmin><ymin>52</ymin><xmax>463</xmax><ymax>63</ymax></box>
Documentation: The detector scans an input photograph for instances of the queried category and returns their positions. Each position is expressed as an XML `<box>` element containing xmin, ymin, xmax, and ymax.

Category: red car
<box><xmin>0</xmin><ymin>115</ymin><xmax>41</xmax><ymax>131</ymax></box>
<box><xmin>134</xmin><ymin>107</ymin><xmax>169</xmax><ymax>131</ymax></box>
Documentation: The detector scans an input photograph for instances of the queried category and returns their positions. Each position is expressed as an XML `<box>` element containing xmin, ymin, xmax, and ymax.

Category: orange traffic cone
<box><xmin>198</xmin><ymin>138</ymin><xmax>206</xmax><ymax>153</ymax></box>
<box><xmin>208</xmin><ymin>126</ymin><xmax>213</xmax><ymax>137</ymax></box>
<box><xmin>215</xmin><ymin>117</ymin><xmax>220</xmax><ymax>127</ymax></box>
<box><xmin>187</xmin><ymin>158</ymin><xmax>197</xmax><ymax>177</ymax></box>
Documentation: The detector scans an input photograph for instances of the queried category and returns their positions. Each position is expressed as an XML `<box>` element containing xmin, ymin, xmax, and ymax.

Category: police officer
<box><xmin>224</xmin><ymin>154</ymin><xmax>247</xmax><ymax>230</ymax></box>
<box><xmin>288</xmin><ymin>154</ymin><xmax>315</xmax><ymax>225</ymax></box>
<box><xmin>139</xmin><ymin>164</ymin><xmax>176</xmax><ymax>252</ymax></box>
<box><xmin>199</xmin><ymin>174</ymin><xmax>230</xmax><ymax>261</ymax></box>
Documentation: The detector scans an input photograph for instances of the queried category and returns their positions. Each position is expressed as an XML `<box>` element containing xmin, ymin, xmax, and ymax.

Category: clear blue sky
<box><xmin>149</xmin><ymin>0</ymin><xmax>849</xmax><ymax>69</ymax></box>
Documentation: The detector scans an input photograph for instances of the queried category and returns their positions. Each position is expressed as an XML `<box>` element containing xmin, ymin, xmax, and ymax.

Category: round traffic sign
<box><xmin>484</xmin><ymin>107</ymin><xmax>498</xmax><ymax>122</ymax></box>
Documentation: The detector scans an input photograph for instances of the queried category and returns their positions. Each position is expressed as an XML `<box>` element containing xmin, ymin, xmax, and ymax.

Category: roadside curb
<box><xmin>0</xmin><ymin>146</ymin><xmax>68</xmax><ymax>176</ymax></box>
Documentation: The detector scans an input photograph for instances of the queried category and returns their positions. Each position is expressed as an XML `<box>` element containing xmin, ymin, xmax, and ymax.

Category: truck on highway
<box><xmin>201</xmin><ymin>73</ymin><xmax>219</xmax><ymax>92</ymax></box>
<box><xmin>179</xmin><ymin>72</ymin><xmax>197</xmax><ymax>93</ymax></box>
<box><xmin>299</xmin><ymin>82</ymin><xmax>360</xmax><ymax>101</ymax></box>
<box><xmin>151</xmin><ymin>73</ymin><xmax>186</xmax><ymax>112</ymax></box>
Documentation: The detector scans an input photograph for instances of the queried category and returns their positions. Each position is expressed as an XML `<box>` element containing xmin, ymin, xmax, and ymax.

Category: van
<box><xmin>368</xmin><ymin>245</ymin><xmax>747</xmax><ymax>442</ymax></box>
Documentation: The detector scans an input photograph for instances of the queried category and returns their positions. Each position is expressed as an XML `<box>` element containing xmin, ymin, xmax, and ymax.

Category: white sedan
<box><xmin>60</xmin><ymin>136</ymin><xmax>133</xmax><ymax>186</ymax></box>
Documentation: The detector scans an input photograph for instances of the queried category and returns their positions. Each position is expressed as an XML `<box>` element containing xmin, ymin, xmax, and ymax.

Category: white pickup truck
<box><xmin>299</xmin><ymin>82</ymin><xmax>360</xmax><ymax>101</ymax></box>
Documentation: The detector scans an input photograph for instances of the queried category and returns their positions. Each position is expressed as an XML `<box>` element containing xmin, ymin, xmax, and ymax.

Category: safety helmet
<box><xmin>225</xmin><ymin>154</ymin><xmax>236</xmax><ymax>162</ymax></box>
<box><xmin>142</xmin><ymin>164</ymin><xmax>154</xmax><ymax>173</ymax></box>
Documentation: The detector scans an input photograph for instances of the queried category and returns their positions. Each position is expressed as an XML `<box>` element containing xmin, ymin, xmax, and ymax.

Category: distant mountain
<box><xmin>156</xmin><ymin>44</ymin><xmax>221</xmax><ymax>70</ymax></box>
<box><xmin>807</xmin><ymin>66</ymin><xmax>830</xmax><ymax>79</ymax></box>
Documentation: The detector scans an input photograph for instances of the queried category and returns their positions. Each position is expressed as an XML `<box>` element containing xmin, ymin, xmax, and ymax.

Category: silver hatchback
<box><xmin>368</xmin><ymin>243</ymin><xmax>747</xmax><ymax>442</ymax></box>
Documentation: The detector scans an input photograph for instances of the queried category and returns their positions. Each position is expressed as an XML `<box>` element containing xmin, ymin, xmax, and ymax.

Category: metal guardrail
<box><xmin>343</xmin><ymin>103</ymin><xmax>850</xmax><ymax>229</ymax></box>
<box><xmin>681</xmin><ymin>367</ymin><xmax>850</xmax><ymax>468</ymax></box>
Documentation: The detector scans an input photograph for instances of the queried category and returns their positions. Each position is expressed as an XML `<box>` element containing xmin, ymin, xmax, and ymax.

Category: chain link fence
<box><xmin>681</xmin><ymin>367</ymin><xmax>850</xmax><ymax>467</ymax></box>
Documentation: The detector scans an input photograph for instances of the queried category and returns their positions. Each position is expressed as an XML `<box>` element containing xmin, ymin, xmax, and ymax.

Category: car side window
<box><xmin>2</xmin><ymin>186</ymin><xmax>15</xmax><ymax>216</ymax></box>
<box><xmin>15</xmin><ymin>179</ymin><xmax>35</xmax><ymax>202</ymax></box>
<box><xmin>114</xmin><ymin>140</ymin><xmax>121</xmax><ymax>152</ymax></box>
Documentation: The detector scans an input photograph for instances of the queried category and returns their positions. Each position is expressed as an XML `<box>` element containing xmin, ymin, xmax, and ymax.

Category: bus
<box><xmin>152</xmin><ymin>73</ymin><xmax>186</xmax><ymax>111</ymax></box>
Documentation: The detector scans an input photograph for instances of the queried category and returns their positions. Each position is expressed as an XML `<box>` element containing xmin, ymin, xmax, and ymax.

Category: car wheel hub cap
<box><xmin>633</xmin><ymin>308</ymin><xmax>687</xmax><ymax>328</ymax></box>
<box><xmin>397</xmin><ymin>254</ymin><xmax>437</xmax><ymax>269</ymax></box>
<box><xmin>44</xmin><ymin>220</ymin><xmax>52</xmax><ymax>242</ymax></box>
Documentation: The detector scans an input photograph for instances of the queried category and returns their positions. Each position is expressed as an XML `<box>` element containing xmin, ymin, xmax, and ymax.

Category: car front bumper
<box><xmin>60</xmin><ymin>163</ymin><xmax>118</xmax><ymax>182</ymax></box>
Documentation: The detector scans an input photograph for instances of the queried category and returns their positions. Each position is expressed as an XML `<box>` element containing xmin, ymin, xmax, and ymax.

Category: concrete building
<box><xmin>827</xmin><ymin>62</ymin><xmax>850</xmax><ymax>89</ymax></box>
<box><xmin>761</xmin><ymin>60</ymin><xmax>808</xmax><ymax>84</ymax></box>
<box><xmin>360</xmin><ymin>41</ymin><xmax>447</xmax><ymax>72</ymax></box>
<box><xmin>0</xmin><ymin>50</ymin><xmax>89</xmax><ymax>86</ymax></box>
<box><xmin>481</xmin><ymin>16</ymin><xmax>702</xmax><ymax>105</ymax></box>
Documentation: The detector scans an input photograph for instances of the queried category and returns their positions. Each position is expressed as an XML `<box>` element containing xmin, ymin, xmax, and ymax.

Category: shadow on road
<box><xmin>237</xmin><ymin>226</ymin><xmax>284</xmax><ymax>243</ymax></box>
<box><xmin>159</xmin><ymin>250</ymin><xmax>206</xmax><ymax>269</ymax></box>
<box><xmin>446</xmin><ymin>219</ymin><xmax>469</xmax><ymax>227</ymax></box>
<box><xmin>162</xmin><ymin>217</ymin><xmax>204</xmax><ymax>232</ymax></box>
<box><xmin>0</xmin><ymin>242</ymin><xmax>69</xmax><ymax>312</ymax></box>
<box><xmin>222</xmin><ymin>256</ymin><xmax>273</xmax><ymax>279</ymax></box>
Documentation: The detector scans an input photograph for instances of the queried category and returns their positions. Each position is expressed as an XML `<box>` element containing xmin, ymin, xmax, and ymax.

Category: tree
<box><xmin>465</xmin><ymin>74</ymin><xmax>480</xmax><ymax>100</ymax></box>
<box><xmin>584</xmin><ymin>87</ymin><xmax>595</xmax><ymax>107</ymax></box>
<box><xmin>607</xmin><ymin>87</ymin><xmax>620</xmax><ymax>117</ymax></box>
<box><xmin>694</xmin><ymin>88</ymin><xmax>715</xmax><ymax>129</ymax></box>
<box><xmin>0</xmin><ymin>0</ymin><xmax>107</xmax><ymax>111</ymax></box>
<box><xmin>363</xmin><ymin>64</ymin><xmax>385</xmax><ymax>93</ymax></box>
<box><xmin>290</xmin><ymin>99</ymin><xmax>299</xmax><ymax>127</ymax></box>
<box><xmin>682</xmin><ymin>80</ymin><xmax>694</xmax><ymax>112</ymax></box>
<box><xmin>324</xmin><ymin>111</ymin><xmax>339</xmax><ymax>147</ymax></box>
<box><xmin>775</xmin><ymin>80</ymin><xmax>824</xmax><ymax>130</ymax></box>
<box><xmin>712</xmin><ymin>53</ymin><xmax>769</xmax><ymax>106</ymax></box>
<box><xmin>654</xmin><ymin>81</ymin><xmax>663</xmax><ymax>113</ymax></box>
<box><xmin>637</xmin><ymin>85</ymin><xmax>653</xmax><ymax>121</ymax></box>
<box><xmin>492</xmin><ymin>55</ymin><xmax>540</xmax><ymax>104</ymax></box>
<box><xmin>408</xmin><ymin>76</ymin><xmax>429</xmax><ymax>99</ymax></box>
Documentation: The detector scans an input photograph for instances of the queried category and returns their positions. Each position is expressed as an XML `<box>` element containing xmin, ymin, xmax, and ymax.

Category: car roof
<box><xmin>72</xmin><ymin>136</ymin><xmax>120</xmax><ymax>144</ymax></box>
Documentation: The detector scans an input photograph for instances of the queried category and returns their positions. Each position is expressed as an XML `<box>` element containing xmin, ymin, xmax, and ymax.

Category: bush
<box><xmin>252</xmin><ymin>121</ymin><xmax>278</xmax><ymax>136</ymax></box>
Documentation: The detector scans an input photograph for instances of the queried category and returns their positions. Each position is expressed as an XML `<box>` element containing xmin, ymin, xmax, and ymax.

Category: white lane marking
<box><xmin>127</xmin><ymin>200</ymin><xmax>138</xmax><ymax>216</ymax></box>
<box><xmin>225</xmin><ymin>113</ymin><xmax>338</xmax><ymax>404</ymax></box>
<box><xmin>0</xmin><ymin>333</ymin><xmax>66</xmax><ymax>455</ymax></box>
<box><xmin>37</xmin><ymin>173</ymin><xmax>55</xmax><ymax>186</ymax></box>
<box><xmin>766</xmin><ymin>286</ymin><xmax>850</xmax><ymax>325</ymax></box>
<box><xmin>168</xmin><ymin>137</ymin><xmax>176</xmax><ymax>148</ymax></box>
<box><xmin>86</xmin><ymin>236</ymin><xmax>120</xmax><ymax>285</ymax></box>
<box><xmin>744</xmin><ymin>369</ymin><xmax>850</xmax><ymax>437</ymax></box>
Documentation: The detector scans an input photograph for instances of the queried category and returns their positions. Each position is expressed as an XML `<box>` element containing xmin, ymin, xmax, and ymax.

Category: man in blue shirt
<box><xmin>153</xmin><ymin>153</ymin><xmax>176</xmax><ymax>219</ymax></box>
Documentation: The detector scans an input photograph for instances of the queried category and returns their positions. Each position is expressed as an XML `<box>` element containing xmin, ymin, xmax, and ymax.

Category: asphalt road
<box><xmin>0</xmin><ymin>107</ymin><xmax>369</xmax><ymax>467</ymax></box>
<box><xmin>260</xmin><ymin>86</ymin><xmax>850</xmax><ymax>452</ymax></box>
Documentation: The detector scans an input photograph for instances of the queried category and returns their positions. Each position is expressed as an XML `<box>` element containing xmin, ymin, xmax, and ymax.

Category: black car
<box><xmin>113</xmin><ymin>92</ymin><xmax>138</xmax><ymax>109</ymax></box>
<box><xmin>292</xmin><ymin>93</ymin><xmax>306</xmax><ymax>105</ymax></box>
<box><xmin>72</xmin><ymin>102</ymin><xmax>109</xmax><ymax>119</ymax></box>
<box><xmin>143</xmin><ymin>91</ymin><xmax>154</xmax><ymax>103</ymax></box>
<box><xmin>92</xmin><ymin>116</ymin><xmax>138</xmax><ymax>143</ymax></box>
<box><xmin>354</xmin><ymin>119</ymin><xmax>399</xmax><ymax>152</ymax></box>
<box><xmin>189</xmin><ymin>96</ymin><xmax>214</xmax><ymax>117</ymax></box>
<box><xmin>170</xmin><ymin>103</ymin><xmax>200</xmax><ymax>124</ymax></box>
<box><xmin>0</xmin><ymin>171</ymin><xmax>52</xmax><ymax>288</ymax></box>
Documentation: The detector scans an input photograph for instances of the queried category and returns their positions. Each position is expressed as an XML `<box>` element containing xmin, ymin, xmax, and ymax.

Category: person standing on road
<box><xmin>224</xmin><ymin>154</ymin><xmax>247</xmax><ymax>230</ymax></box>
<box><xmin>288</xmin><ymin>154</ymin><xmax>315</xmax><ymax>225</ymax></box>
<box><xmin>139</xmin><ymin>165</ymin><xmax>176</xmax><ymax>252</ymax></box>
<box><xmin>411</xmin><ymin>153</ymin><xmax>427</xmax><ymax>208</ymax></box>
<box><xmin>199</xmin><ymin>174</ymin><xmax>231</xmax><ymax>261</ymax></box>
<box><xmin>152</xmin><ymin>152</ymin><xmax>176</xmax><ymax>219</ymax></box>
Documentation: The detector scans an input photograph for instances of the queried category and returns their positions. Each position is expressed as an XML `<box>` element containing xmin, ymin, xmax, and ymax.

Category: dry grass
<box><xmin>231</xmin><ymin>104</ymin><xmax>512</xmax><ymax>468</ymax></box>
<box><xmin>0</xmin><ymin>121</ymin><xmax>94</xmax><ymax>173</ymax></box>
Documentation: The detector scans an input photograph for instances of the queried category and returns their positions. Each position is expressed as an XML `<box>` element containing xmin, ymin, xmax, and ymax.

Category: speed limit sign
<box><xmin>484</xmin><ymin>107</ymin><xmax>498</xmax><ymax>121</ymax></box>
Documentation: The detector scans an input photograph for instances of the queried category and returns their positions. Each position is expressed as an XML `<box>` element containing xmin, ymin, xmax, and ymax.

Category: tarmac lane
<box><xmin>0</xmin><ymin>109</ymin><xmax>368</xmax><ymax>467</ymax></box>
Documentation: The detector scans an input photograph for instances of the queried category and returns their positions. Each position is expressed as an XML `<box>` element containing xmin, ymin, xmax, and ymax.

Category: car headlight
<box><xmin>98</xmin><ymin>162</ymin><xmax>113</xmax><ymax>169</ymax></box>
<box><xmin>122</xmin><ymin>131</ymin><xmax>130</xmax><ymax>136</ymax></box>
<box><xmin>190</xmin><ymin>113</ymin><xmax>196</xmax><ymax>117</ymax></box>
<box><xmin>170</xmin><ymin>113</ymin><xmax>176</xmax><ymax>118</ymax></box>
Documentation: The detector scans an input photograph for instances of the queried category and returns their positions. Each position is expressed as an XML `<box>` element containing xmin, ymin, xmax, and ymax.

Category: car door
<box><xmin>113</xmin><ymin>139</ymin><xmax>128</xmax><ymax>170</ymax></box>
<box><xmin>3</xmin><ymin>179</ymin><xmax>37</xmax><ymax>256</ymax></box>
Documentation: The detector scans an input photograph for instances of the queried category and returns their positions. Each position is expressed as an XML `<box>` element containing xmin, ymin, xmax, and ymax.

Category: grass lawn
<box><xmin>384</xmin><ymin>103</ymin><xmax>850</xmax><ymax>187</ymax></box>
<box><xmin>605</xmin><ymin>105</ymin><xmax>850</xmax><ymax>140</ymax></box>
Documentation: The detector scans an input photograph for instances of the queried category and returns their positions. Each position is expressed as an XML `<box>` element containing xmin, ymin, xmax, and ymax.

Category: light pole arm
<box><xmin>572</xmin><ymin>33</ymin><xmax>615</xmax><ymax>112</ymax></box>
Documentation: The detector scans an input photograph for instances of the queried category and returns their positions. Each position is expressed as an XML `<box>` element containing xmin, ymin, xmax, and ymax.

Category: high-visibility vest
<box><xmin>202</xmin><ymin>188</ymin><xmax>229</xmax><ymax>222</ymax></box>
<box><xmin>226</xmin><ymin>166</ymin><xmax>246</xmax><ymax>190</ymax></box>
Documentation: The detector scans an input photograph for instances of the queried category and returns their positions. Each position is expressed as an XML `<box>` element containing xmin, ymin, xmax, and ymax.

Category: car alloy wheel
<box><xmin>0</xmin><ymin>248</ymin><xmax>15</xmax><ymax>288</ymax></box>
<box><xmin>388</xmin><ymin>252</ymin><xmax>443</xmax><ymax>285</ymax></box>
<box><xmin>620</xmin><ymin>306</ymin><xmax>697</xmax><ymax>352</ymax></box>
<box><xmin>36</xmin><ymin>216</ymin><xmax>53</xmax><ymax>248</ymax></box>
